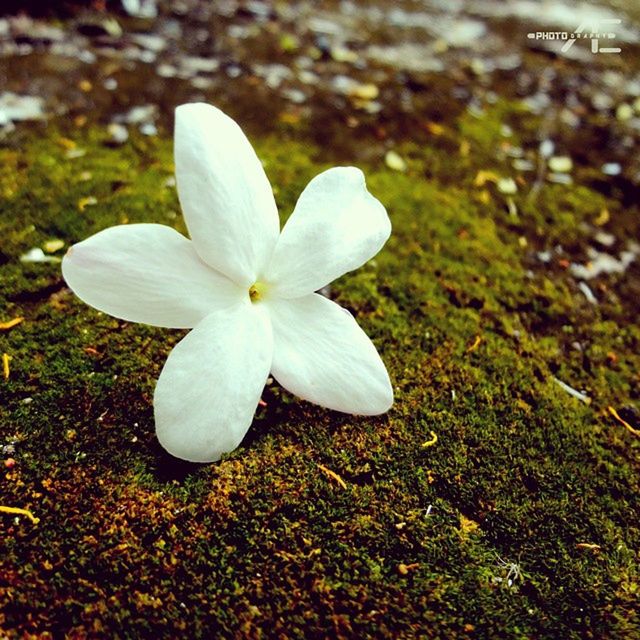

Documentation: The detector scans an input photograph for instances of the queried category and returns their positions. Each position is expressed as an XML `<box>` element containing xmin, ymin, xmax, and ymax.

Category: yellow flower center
<box><xmin>249</xmin><ymin>281</ymin><xmax>267</xmax><ymax>302</ymax></box>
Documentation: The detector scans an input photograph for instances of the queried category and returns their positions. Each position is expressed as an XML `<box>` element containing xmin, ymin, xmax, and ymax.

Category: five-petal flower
<box><xmin>62</xmin><ymin>103</ymin><xmax>393</xmax><ymax>462</ymax></box>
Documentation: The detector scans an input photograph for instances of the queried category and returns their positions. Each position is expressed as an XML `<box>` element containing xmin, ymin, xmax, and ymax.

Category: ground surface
<box><xmin>1</xmin><ymin>1</ymin><xmax>640</xmax><ymax>639</ymax></box>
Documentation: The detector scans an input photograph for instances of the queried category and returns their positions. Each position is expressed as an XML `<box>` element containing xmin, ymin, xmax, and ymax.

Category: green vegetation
<box><xmin>1</xmin><ymin>106</ymin><xmax>639</xmax><ymax>639</ymax></box>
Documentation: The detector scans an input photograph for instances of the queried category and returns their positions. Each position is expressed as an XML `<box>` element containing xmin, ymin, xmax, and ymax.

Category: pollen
<box><xmin>249</xmin><ymin>281</ymin><xmax>267</xmax><ymax>302</ymax></box>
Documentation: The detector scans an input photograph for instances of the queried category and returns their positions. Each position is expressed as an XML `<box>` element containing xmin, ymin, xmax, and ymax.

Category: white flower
<box><xmin>62</xmin><ymin>103</ymin><xmax>393</xmax><ymax>463</ymax></box>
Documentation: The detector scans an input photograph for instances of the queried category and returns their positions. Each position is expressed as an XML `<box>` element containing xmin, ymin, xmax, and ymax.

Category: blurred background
<box><xmin>1</xmin><ymin>0</ymin><xmax>639</xmax><ymax>170</ymax></box>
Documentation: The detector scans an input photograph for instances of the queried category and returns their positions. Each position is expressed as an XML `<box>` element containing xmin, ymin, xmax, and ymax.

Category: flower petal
<box><xmin>268</xmin><ymin>293</ymin><xmax>393</xmax><ymax>415</ymax></box>
<box><xmin>174</xmin><ymin>103</ymin><xmax>279</xmax><ymax>286</ymax></box>
<box><xmin>155</xmin><ymin>301</ymin><xmax>272</xmax><ymax>463</ymax></box>
<box><xmin>62</xmin><ymin>223</ymin><xmax>243</xmax><ymax>328</ymax></box>
<box><xmin>265</xmin><ymin>167</ymin><xmax>390</xmax><ymax>298</ymax></box>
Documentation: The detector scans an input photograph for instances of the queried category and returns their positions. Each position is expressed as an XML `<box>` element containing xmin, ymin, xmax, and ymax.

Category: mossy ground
<box><xmin>1</xmin><ymin>105</ymin><xmax>639</xmax><ymax>639</ymax></box>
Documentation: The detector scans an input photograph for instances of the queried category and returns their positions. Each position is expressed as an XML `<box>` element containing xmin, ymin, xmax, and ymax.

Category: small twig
<box><xmin>421</xmin><ymin>431</ymin><xmax>438</xmax><ymax>448</ymax></box>
<box><xmin>0</xmin><ymin>505</ymin><xmax>39</xmax><ymax>524</ymax></box>
<box><xmin>2</xmin><ymin>353</ymin><xmax>11</xmax><ymax>380</ymax></box>
<box><xmin>466</xmin><ymin>335</ymin><xmax>482</xmax><ymax>353</ymax></box>
<box><xmin>316</xmin><ymin>464</ymin><xmax>347</xmax><ymax>489</ymax></box>
<box><xmin>0</xmin><ymin>317</ymin><xmax>24</xmax><ymax>331</ymax></box>
<box><xmin>608</xmin><ymin>406</ymin><xmax>640</xmax><ymax>437</ymax></box>
<box><xmin>553</xmin><ymin>377</ymin><xmax>591</xmax><ymax>405</ymax></box>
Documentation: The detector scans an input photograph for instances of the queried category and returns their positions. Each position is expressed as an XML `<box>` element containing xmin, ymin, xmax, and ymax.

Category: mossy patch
<box><xmin>1</xmin><ymin>108</ymin><xmax>639</xmax><ymax>639</ymax></box>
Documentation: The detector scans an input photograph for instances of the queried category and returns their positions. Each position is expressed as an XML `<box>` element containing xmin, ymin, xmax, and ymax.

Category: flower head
<box><xmin>62</xmin><ymin>103</ymin><xmax>393</xmax><ymax>462</ymax></box>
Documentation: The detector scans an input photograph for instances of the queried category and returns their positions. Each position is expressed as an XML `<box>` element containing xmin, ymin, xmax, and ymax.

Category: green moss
<box><xmin>0</xmin><ymin>110</ymin><xmax>639</xmax><ymax>639</ymax></box>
